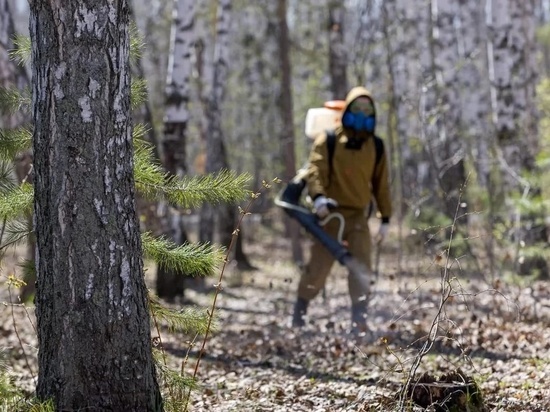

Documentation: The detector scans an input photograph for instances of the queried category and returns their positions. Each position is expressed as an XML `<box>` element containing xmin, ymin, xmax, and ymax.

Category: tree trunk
<box><xmin>199</xmin><ymin>0</ymin><xmax>238</xmax><ymax>255</ymax></box>
<box><xmin>431</xmin><ymin>0</ymin><xmax>466</xmax><ymax>219</ymax></box>
<box><xmin>156</xmin><ymin>0</ymin><xmax>196</xmax><ymax>301</ymax></box>
<box><xmin>382</xmin><ymin>0</ymin><xmax>423</xmax><ymax>219</ymax></box>
<box><xmin>128</xmin><ymin>1</ymin><xmax>160</xmax><ymax>160</ymax></box>
<box><xmin>276</xmin><ymin>0</ymin><xmax>303</xmax><ymax>265</ymax></box>
<box><xmin>30</xmin><ymin>1</ymin><xmax>161</xmax><ymax>410</ymax></box>
<box><xmin>489</xmin><ymin>0</ymin><xmax>547</xmax><ymax>277</ymax></box>
<box><xmin>328</xmin><ymin>0</ymin><xmax>348</xmax><ymax>99</ymax></box>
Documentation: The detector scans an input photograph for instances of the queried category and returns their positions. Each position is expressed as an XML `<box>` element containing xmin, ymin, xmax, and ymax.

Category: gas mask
<box><xmin>342</xmin><ymin>111</ymin><xmax>376</xmax><ymax>133</ymax></box>
<box><xmin>342</xmin><ymin>95</ymin><xmax>376</xmax><ymax>133</ymax></box>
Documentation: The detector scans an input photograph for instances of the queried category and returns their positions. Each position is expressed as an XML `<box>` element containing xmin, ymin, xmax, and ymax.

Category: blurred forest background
<box><xmin>3</xmin><ymin>0</ymin><xmax>550</xmax><ymax>291</ymax></box>
<box><xmin>3</xmin><ymin>1</ymin><xmax>550</xmax><ymax>410</ymax></box>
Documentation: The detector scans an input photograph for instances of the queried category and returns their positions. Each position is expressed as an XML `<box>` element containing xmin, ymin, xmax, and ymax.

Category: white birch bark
<box><xmin>155</xmin><ymin>0</ymin><xmax>196</xmax><ymax>300</ymax></box>
<box><xmin>382</xmin><ymin>0</ymin><xmax>424</xmax><ymax>211</ymax></box>
<box><xmin>163</xmin><ymin>0</ymin><xmax>195</xmax><ymax>176</ymax></box>
<box><xmin>433</xmin><ymin>0</ymin><xmax>464</xmax><ymax>187</ymax></box>
<box><xmin>199</xmin><ymin>0</ymin><xmax>233</xmax><ymax>247</ymax></box>
<box><xmin>164</xmin><ymin>0</ymin><xmax>195</xmax><ymax>128</ymax></box>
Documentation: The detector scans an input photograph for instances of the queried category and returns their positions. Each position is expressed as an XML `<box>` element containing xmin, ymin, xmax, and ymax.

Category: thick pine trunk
<box><xmin>30</xmin><ymin>1</ymin><xmax>161</xmax><ymax>410</ymax></box>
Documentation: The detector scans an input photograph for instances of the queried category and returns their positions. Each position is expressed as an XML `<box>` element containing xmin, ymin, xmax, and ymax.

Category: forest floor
<box><xmin>2</xmin><ymin>222</ymin><xmax>550</xmax><ymax>411</ymax></box>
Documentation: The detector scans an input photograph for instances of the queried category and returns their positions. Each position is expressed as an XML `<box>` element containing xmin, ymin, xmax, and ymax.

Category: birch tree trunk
<box><xmin>30</xmin><ymin>1</ymin><xmax>161</xmax><ymax>409</ymax></box>
<box><xmin>488</xmin><ymin>0</ymin><xmax>546</xmax><ymax>277</ymax></box>
<box><xmin>488</xmin><ymin>0</ymin><xmax>538</xmax><ymax>174</ymax></box>
<box><xmin>431</xmin><ymin>0</ymin><xmax>466</xmax><ymax>218</ymax></box>
<box><xmin>199</xmin><ymin>0</ymin><xmax>235</xmax><ymax>250</ymax></box>
<box><xmin>128</xmin><ymin>0</ymin><xmax>160</xmax><ymax>159</ymax></box>
<box><xmin>156</xmin><ymin>0</ymin><xmax>196</xmax><ymax>300</ymax></box>
<box><xmin>457</xmin><ymin>1</ymin><xmax>492</xmax><ymax>189</ymax></box>
<box><xmin>382</xmin><ymin>0</ymin><xmax>423</xmax><ymax>218</ymax></box>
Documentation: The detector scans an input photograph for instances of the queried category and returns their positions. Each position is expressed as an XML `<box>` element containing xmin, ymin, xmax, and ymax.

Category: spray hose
<box><xmin>274</xmin><ymin>191</ymin><xmax>345</xmax><ymax>243</ymax></box>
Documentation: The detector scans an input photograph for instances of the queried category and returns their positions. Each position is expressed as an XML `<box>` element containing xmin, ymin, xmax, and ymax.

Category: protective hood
<box><xmin>339</xmin><ymin>86</ymin><xmax>376</xmax><ymax>135</ymax></box>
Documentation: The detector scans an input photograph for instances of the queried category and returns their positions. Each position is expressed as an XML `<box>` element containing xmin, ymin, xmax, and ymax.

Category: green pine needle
<box><xmin>0</xmin><ymin>127</ymin><xmax>32</xmax><ymax>160</ymax></box>
<box><xmin>8</xmin><ymin>34</ymin><xmax>31</xmax><ymax>66</ymax></box>
<box><xmin>134</xmin><ymin>154</ymin><xmax>252</xmax><ymax>208</ymax></box>
<box><xmin>0</xmin><ymin>86</ymin><xmax>31</xmax><ymax>114</ymax></box>
<box><xmin>132</xmin><ymin>133</ymin><xmax>252</xmax><ymax>207</ymax></box>
<box><xmin>129</xmin><ymin>22</ymin><xmax>145</xmax><ymax>63</ymax></box>
<box><xmin>0</xmin><ymin>183</ymin><xmax>33</xmax><ymax>220</ymax></box>
<box><xmin>133</xmin><ymin>123</ymin><xmax>150</xmax><ymax>142</ymax></box>
<box><xmin>131</xmin><ymin>78</ymin><xmax>148</xmax><ymax>108</ymax></box>
<box><xmin>150</xmin><ymin>298</ymin><xmax>214</xmax><ymax>335</ymax></box>
<box><xmin>141</xmin><ymin>232</ymin><xmax>224</xmax><ymax>277</ymax></box>
<box><xmin>0</xmin><ymin>219</ymin><xmax>32</xmax><ymax>252</ymax></box>
<box><xmin>0</xmin><ymin>161</ymin><xmax>17</xmax><ymax>192</ymax></box>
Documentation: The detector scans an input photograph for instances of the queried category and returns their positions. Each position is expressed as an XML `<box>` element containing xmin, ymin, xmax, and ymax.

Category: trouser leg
<box><xmin>293</xmin><ymin>220</ymin><xmax>337</xmax><ymax>326</ymax></box>
<box><xmin>296</xmin><ymin>221</ymin><xmax>337</xmax><ymax>301</ymax></box>
<box><xmin>344</xmin><ymin>212</ymin><xmax>372</xmax><ymax>331</ymax></box>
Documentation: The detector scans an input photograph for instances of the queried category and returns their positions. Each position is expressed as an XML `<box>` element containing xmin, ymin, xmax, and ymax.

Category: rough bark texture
<box><xmin>30</xmin><ymin>1</ymin><xmax>161</xmax><ymax>410</ymax></box>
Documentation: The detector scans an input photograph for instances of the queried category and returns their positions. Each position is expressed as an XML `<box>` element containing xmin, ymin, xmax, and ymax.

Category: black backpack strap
<box><xmin>326</xmin><ymin>130</ymin><xmax>337</xmax><ymax>169</ymax></box>
<box><xmin>326</xmin><ymin>130</ymin><xmax>337</xmax><ymax>181</ymax></box>
<box><xmin>373</xmin><ymin>135</ymin><xmax>384</xmax><ymax>167</ymax></box>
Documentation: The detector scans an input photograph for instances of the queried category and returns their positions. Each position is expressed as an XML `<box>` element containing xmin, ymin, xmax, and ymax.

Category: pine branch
<box><xmin>0</xmin><ymin>127</ymin><xmax>32</xmax><ymax>160</ymax></box>
<box><xmin>0</xmin><ymin>219</ymin><xmax>32</xmax><ymax>252</ymax></box>
<box><xmin>134</xmin><ymin>147</ymin><xmax>252</xmax><ymax>207</ymax></box>
<box><xmin>0</xmin><ymin>86</ymin><xmax>31</xmax><ymax>114</ymax></box>
<box><xmin>133</xmin><ymin>123</ymin><xmax>150</xmax><ymax>142</ymax></box>
<box><xmin>8</xmin><ymin>34</ymin><xmax>31</xmax><ymax>66</ymax></box>
<box><xmin>129</xmin><ymin>21</ymin><xmax>146</xmax><ymax>66</ymax></box>
<box><xmin>131</xmin><ymin>78</ymin><xmax>148</xmax><ymax>109</ymax></box>
<box><xmin>0</xmin><ymin>184</ymin><xmax>33</xmax><ymax>220</ymax></box>
<box><xmin>0</xmin><ymin>161</ymin><xmax>17</xmax><ymax>192</ymax></box>
<box><xmin>149</xmin><ymin>298</ymin><xmax>214</xmax><ymax>335</ymax></box>
<box><xmin>141</xmin><ymin>232</ymin><xmax>224</xmax><ymax>277</ymax></box>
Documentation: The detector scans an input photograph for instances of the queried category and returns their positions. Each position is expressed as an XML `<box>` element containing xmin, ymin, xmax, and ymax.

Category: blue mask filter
<box><xmin>342</xmin><ymin>111</ymin><xmax>376</xmax><ymax>132</ymax></box>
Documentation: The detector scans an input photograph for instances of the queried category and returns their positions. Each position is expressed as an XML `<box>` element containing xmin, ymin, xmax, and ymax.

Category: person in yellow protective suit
<box><xmin>292</xmin><ymin>86</ymin><xmax>392</xmax><ymax>334</ymax></box>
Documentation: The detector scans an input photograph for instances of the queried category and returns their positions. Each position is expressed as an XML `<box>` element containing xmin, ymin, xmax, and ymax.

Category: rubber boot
<box><xmin>351</xmin><ymin>300</ymin><xmax>368</xmax><ymax>334</ymax></box>
<box><xmin>292</xmin><ymin>297</ymin><xmax>309</xmax><ymax>328</ymax></box>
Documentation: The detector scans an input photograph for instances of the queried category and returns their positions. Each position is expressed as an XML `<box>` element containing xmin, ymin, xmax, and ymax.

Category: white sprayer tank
<box><xmin>304</xmin><ymin>100</ymin><xmax>345</xmax><ymax>139</ymax></box>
